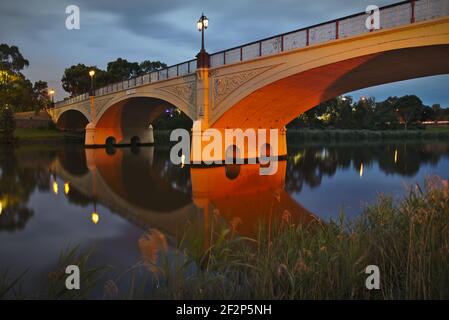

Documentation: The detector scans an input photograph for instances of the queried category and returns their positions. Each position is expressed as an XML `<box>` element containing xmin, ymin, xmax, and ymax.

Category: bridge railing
<box><xmin>55</xmin><ymin>59</ymin><xmax>197</xmax><ymax>108</ymax></box>
<box><xmin>210</xmin><ymin>0</ymin><xmax>449</xmax><ymax>67</ymax></box>
<box><xmin>55</xmin><ymin>0</ymin><xmax>449</xmax><ymax>108</ymax></box>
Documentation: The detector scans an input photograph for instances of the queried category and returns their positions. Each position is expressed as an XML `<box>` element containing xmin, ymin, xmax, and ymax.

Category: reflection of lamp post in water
<box><xmin>92</xmin><ymin>203</ymin><xmax>99</xmax><ymax>224</ymax></box>
<box><xmin>90</xmin><ymin>149</ymin><xmax>99</xmax><ymax>225</ymax></box>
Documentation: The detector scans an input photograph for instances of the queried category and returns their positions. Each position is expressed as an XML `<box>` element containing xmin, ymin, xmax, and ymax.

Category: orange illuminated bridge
<box><xmin>48</xmin><ymin>0</ymin><xmax>449</xmax><ymax>162</ymax></box>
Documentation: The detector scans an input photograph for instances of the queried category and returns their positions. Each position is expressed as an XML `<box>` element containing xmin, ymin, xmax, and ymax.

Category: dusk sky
<box><xmin>1</xmin><ymin>0</ymin><xmax>448</xmax><ymax>106</ymax></box>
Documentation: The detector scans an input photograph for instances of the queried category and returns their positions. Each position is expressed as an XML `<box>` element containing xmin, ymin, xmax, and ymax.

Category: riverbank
<box><xmin>12</xmin><ymin>128</ymin><xmax>83</xmax><ymax>144</ymax></box>
<box><xmin>287</xmin><ymin>127</ymin><xmax>449</xmax><ymax>143</ymax></box>
<box><xmin>6</xmin><ymin>127</ymin><xmax>449</xmax><ymax>145</ymax></box>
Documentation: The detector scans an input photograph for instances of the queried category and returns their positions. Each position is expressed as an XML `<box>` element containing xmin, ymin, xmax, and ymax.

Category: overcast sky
<box><xmin>1</xmin><ymin>0</ymin><xmax>448</xmax><ymax>106</ymax></box>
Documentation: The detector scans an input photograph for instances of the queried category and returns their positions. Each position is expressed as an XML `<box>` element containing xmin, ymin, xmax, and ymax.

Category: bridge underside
<box><xmin>86</xmin><ymin>97</ymin><xmax>175</xmax><ymax>146</ymax></box>
<box><xmin>212</xmin><ymin>44</ymin><xmax>449</xmax><ymax>129</ymax></box>
<box><xmin>56</xmin><ymin>109</ymin><xmax>89</xmax><ymax>132</ymax></box>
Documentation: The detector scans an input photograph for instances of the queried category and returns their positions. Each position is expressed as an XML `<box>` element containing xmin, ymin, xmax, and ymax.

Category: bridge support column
<box><xmin>84</xmin><ymin>123</ymin><xmax>154</xmax><ymax>146</ymax></box>
<box><xmin>190</xmin><ymin>123</ymin><xmax>287</xmax><ymax>164</ymax></box>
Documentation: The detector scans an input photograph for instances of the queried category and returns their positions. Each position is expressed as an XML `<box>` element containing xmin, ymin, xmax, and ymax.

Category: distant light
<box><xmin>64</xmin><ymin>182</ymin><xmax>70</xmax><ymax>195</ymax></box>
<box><xmin>359</xmin><ymin>163</ymin><xmax>364</xmax><ymax>177</ymax></box>
<box><xmin>48</xmin><ymin>89</ymin><xmax>55</xmax><ymax>96</ymax></box>
<box><xmin>394</xmin><ymin>149</ymin><xmax>398</xmax><ymax>163</ymax></box>
<box><xmin>181</xmin><ymin>154</ymin><xmax>186</xmax><ymax>168</ymax></box>
<box><xmin>53</xmin><ymin>181</ymin><xmax>59</xmax><ymax>195</ymax></box>
<box><xmin>0</xmin><ymin>202</ymin><xmax>2</xmax><ymax>215</ymax></box>
<box><xmin>91</xmin><ymin>212</ymin><xmax>99</xmax><ymax>224</ymax></box>
<box><xmin>89</xmin><ymin>70</ymin><xmax>95</xmax><ymax>77</ymax></box>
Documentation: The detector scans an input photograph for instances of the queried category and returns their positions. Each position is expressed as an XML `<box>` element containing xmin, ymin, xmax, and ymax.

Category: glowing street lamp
<box><xmin>47</xmin><ymin>88</ymin><xmax>55</xmax><ymax>108</ymax></box>
<box><xmin>197</xmin><ymin>13</ymin><xmax>209</xmax><ymax>51</ymax></box>
<box><xmin>48</xmin><ymin>89</ymin><xmax>55</xmax><ymax>102</ymax></box>
<box><xmin>196</xmin><ymin>13</ymin><xmax>210</xmax><ymax>69</ymax></box>
<box><xmin>89</xmin><ymin>70</ymin><xmax>95</xmax><ymax>96</ymax></box>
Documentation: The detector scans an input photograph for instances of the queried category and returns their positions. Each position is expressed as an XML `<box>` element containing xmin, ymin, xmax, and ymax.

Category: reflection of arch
<box><xmin>225</xmin><ymin>164</ymin><xmax>241</xmax><ymax>180</ymax></box>
<box><xmin>56</xmin><ymin>109</ymin><xmax>89</xmax><ymax>132</ymax></box>
<box><xmin>191</xmin><ymin>162</ymin><xmax>318</xmax><ymax>238</ymax></box>
<box><xmin>225</xmin><ymin>145</ymin><xmax>240</xmax><ymax>163</ymax></box>
<box><xmin>50</xmin><ymin>147</ymin><xmax>195</xmax><ymax>240</ymax></box>
<box><xmin>86</xmin><ymin>148</ymin><xmax>192</xmax><ymax>212</ymax></box>
<box><xmin>57</xmin><ymin>146</ymin><xmax>88</xmax><ymax>177</ymax></box>
<box><xmin>211</xmin><ymin>19</ymin><xmax>449</xmax><ymax>129</ymax></box>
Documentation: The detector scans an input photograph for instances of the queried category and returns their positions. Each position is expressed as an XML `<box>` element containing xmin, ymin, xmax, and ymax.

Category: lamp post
<box><xmin>197</xmin><ymin>13</ymin><xmax>208</xmax><ymax>51</ymax></box>
<box><xmin>196</xmin><ymin>13</ymin><xmax>210</xmax><ymax>68</ymax></box>
<box><xmin>89</xmin><ymin>70</ymin><xmax>96</xmax><ymax>124</ymax></box>
<box><xmin>48</xmin><ymin>89</ymin><xmax>55</xmax><ymax>108</ymax></box>
<box><xmin>89</xmin><ymin>70</ymin><xmax>95</xmax><ymax>96</ymax></box>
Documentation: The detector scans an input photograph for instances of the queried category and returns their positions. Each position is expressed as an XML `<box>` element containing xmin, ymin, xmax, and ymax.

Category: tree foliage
<box><xmin>0</xmin><ymin>43</ymin><xmax>49</xmax><ymax>113</ymax></box>
<box><xmin>287</xmin><ymin>95</ymin><xmax>448</xmax><ymax>130</ymax></box>
<box><xmin>61</xmin><ymin>59</ymin><xmax>167</xmax><ymax>97</ymax></box>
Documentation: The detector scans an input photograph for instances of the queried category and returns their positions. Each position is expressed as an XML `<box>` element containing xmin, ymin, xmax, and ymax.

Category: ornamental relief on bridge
<box><xmin>159</xmin><ymin>79</ymin><xmax>196</xmax><ymax>108</ymax></box>
<box><xmin>94</xmin><ymin>96</ymin><xmax>116</xmax><ymax>120</ymax></box>
<box><xmin>212</xmin><ymin>66</ymin><xmax>274</xmax><ymax>110</ymax></box>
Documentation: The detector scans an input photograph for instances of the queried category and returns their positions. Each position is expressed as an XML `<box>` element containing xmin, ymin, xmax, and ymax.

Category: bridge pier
<box><xmin>84</xmin><ymin>123</ymin><xmax>154</xmax><ymax>146</ymax></box>
<box><xmin>189</xmin><ymin>122</ymin><xmax>287</xmax><ymax>164</ymax></box>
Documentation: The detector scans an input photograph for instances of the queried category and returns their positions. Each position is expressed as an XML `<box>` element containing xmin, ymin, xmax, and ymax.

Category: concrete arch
<box><xmin>55</xmin><ymin>109</ymin><xmax>90</xmax><ymax>132</ymax></box>
<box><xmin>210</xmin><ymin>18</ymin><xmax>449</xmax><ymax>129</ymax></box>
<box><xmin>96</xmin><ymin>89</ymin><xmax>195</xmax><ymax>123</ymax></box>
<box><xmin>91</xmin><ymin>95</ymin><xmax>191</xmax><ymax>146</ymax></box>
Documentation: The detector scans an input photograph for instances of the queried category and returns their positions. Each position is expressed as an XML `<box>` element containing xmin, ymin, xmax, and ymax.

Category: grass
<box><xmin>14</xmin><ymin>128</ymin><xmax>64</xmax><ymax>140</ymax></box>
<box><xmin>424</xmin><ymin>125</ymin><xmax>449</xmax><ymax>133</ymax></box>
<box><xmin>1</xmin><ymin>177</ymin><xmax>448</xmax><ymax>300</ymax></box>
<box><xmin>142</xmin><ymin>177</ymin><xmax>449</xmax><ymax>300</ymax></box>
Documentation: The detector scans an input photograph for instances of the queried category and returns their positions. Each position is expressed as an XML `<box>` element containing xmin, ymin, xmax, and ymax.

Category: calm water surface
<box><xmin>1</xmin><ymin>141</ymin><xmax>448</xmax><ymax>295</ymax></box>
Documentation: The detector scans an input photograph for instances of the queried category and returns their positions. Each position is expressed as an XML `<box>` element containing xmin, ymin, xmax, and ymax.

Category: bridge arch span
<box><xmin>90</xmin><ymin>95</ymin><xmax>193</xmax><ymax>146</ymax></box>
<box><xmin>210</xmin><ymin>18</ymin><xmax>449</xmax><ymax>129</ymax></box>
<box><xmin>56</xmin><ymin>109</ymin><xmax>90</xmax><ymax>132</ymax></box>
<box><xmin>96</xmin><ymin>89</ymin><xmax>195</xmax><ymax>123</ymax></box>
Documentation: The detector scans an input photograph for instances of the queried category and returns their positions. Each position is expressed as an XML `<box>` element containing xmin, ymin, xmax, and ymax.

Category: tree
<box><xmin>0</xmin><ymin>44</ymin><xmax>29</xmax><ymax>73</ymax></box>
<box><xmin>394</xmin><ymin>95</ymin><xmax>424</xmax><ymax>130</ymax></box>
<box><xmin>1</xmin><ymin>44</ymin><xmax>51</xmax><ymax>113</ymax></box>
<box><xmin>353</xmin><ymin>97</ymin><xmax>375</xmax><ymax>129</ymax></box>
<box><xmin>61</xmin><ymin>64</ymin><xmax>107</xmax><ymax>97</ymax></box>
<box><xmin>336</xmin><ymin>96</ymin><xmax>354</xmax><ymax>129</ymax></box>
<box><xmin>32</xmin><ymin>80</ymin><xmax>50</xmax><ymax>113</ymax></box>
<box><xmin>106</xmin><ymin>58</ymin><xmax>140</xmax><ymax>82</ymax></box>
<box><xmin>0</xmin><ymin>106</ymin><xmax>16</xmax><ymax>143</ymax></box>
<box><xmin>138</xmin><ymin>60</ymin><xmax>167</xmax><ymax>74</ymax></box>
<box><xmin>373</xmin><ymin>96</ymin><xmax>399</xmax><ymax>129</ymax></box>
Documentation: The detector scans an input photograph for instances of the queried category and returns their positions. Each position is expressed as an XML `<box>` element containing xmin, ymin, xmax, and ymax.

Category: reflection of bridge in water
<box><xmin>50</xmin><ymin>147</ymin><xmax>317</xmax><ymax>241</ymax></box>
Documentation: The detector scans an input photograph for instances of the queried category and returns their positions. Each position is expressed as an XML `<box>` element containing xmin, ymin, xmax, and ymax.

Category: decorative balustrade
<box><xmin>55</xmin><ymin>0</ymin><xmax>449</xmax><ymax>108</ymax></box>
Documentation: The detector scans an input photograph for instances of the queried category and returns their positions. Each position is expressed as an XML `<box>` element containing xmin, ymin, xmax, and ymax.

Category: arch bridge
<box><xmin>48</xmin><ymin>0</ymin><xmax>449</xmax><ymax>161</ymax></box>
